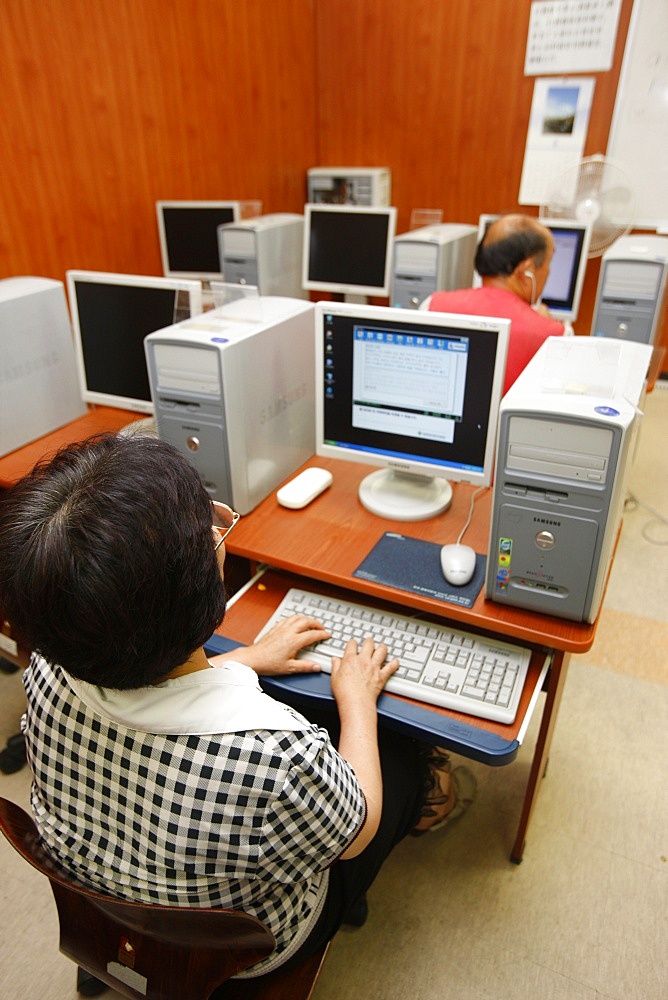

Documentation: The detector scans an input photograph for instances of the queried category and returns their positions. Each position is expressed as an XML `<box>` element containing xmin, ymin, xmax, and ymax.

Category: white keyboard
<box><xmin>256</xmin><ymin>588</ymin><xmax>531</xmax><ymax>724</ymax></box>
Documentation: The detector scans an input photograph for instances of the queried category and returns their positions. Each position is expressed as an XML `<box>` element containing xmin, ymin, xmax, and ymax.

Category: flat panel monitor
<box><xmin>539</xmin><ymin>219</ymin><xmax>591</xmax><ymax>323</ymax></box>
<box><xmin>67</xmin><ymin>271</ymin><xmax>203</xmax><ymax>414</ymax></box>
<box><xmin>473</xmin><ymin>213</ymin><xmax>591</xmax><ymax>321</ymax></box>
<box><xmin>156</xmin><ymin>200</ymin><xmax>241</xmax><ymax>280</ymax></box>
<box><xmin>302</xmin><ymin>203</ymin><xmax>397</xmax><ymax>297</ymax></box>
<box><xmin>315</xmin><ymin>302</ymin><xmax>510</xmax><ymax>520</ymax></box>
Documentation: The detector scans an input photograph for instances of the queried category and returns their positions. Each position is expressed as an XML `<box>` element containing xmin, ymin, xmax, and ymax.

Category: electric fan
<box><xmin>540</xmin><ymin>154</ymin><xmax>636</xmax><ymax>257</ymax></box>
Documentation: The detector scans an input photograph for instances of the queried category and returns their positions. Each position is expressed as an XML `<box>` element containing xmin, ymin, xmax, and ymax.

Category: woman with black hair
<box><xmin>0</xmin><ymin>433</ymin><xmax>474</xmax><ymax>989</ymax></box>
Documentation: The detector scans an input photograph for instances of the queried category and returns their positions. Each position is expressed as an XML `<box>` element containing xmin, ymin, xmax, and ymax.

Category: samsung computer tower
<box><xmin>486</xmin><ymin>336</ymin><xmax>652</xmax><ymax>623</ymax></box>
<box><xmin>145</xmin><ymin>297</ymin><xmax>315</xmax><ymax>514</ymax></box>
<box><xmin>307</xmin><ymin>167</ymin><xmax>391</xmax><ymax>206</ymax></box>
<box><xmin>0</xmin><ymin>276</ymin><xmax>86</xmax><ymax>456</ymax></box>
<box><xmin>390</xmin><ymin>223</ymin><xmax>477</xmax><ymax>308</ymax></box>
<box><xmin>592</xmin><ymin>234</ymin><xmax>668</xmax><ymax>344</ymax></box>
<box><xmin>217</xmin><ymin>214</ymin><xmax>306</xmax><ymax>298</ymax></box>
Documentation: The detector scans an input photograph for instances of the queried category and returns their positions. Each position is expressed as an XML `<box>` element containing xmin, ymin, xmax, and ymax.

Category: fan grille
<box><xmin>540</xmin><ymin>155</ymin><xmax>636</xmax><ymax>257</ymax></box>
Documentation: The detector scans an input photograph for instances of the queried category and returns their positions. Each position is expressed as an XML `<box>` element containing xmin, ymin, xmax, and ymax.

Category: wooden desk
<box><xmin>1</xmin><ymin>419</ymin><xmax>600</xmax><ymax>862</ymax></box>
<box><xmin>223</xmin><ymin>456</ymin><xmax>601</xmax><ymax>862</ymax></box>
<box><xmin>0</xmin><ymin>406</ymin><xmax>136</xmax><ymax>489</ymax></box>
<box><xmin>226</xmin><ymin>456</ymin><xmax>597</xmax><ymax>653</ymax></box>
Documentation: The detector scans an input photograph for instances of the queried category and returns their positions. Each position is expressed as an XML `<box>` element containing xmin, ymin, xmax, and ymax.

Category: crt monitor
<box><xmin>302</xmin><ymin>203</ymin><xmax>397</xmax><ymax>297</ymax></box>
<box><xmin>156</xmin><ymin>200</ymin><xmax>241</xmax><ymax>280</ymax></box>
<box><xmin>315</xmin><ymin>301</ymin><xmax>510</xmax><ymax>521</ymax></box>
<box><xmin>67</xmin><ymin>271</ymin><xmax>203</xmax><ymax>414</ymax></box>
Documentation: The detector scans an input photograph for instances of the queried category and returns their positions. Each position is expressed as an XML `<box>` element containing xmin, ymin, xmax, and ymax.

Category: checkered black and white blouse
<box><xmin>22</xmin><ymin>654</ymin><xmax>366</xmax><ymax>976</ymax></box>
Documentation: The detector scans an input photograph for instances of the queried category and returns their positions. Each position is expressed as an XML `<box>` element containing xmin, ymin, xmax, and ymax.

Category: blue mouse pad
<box><xmin>353</xmin><ymin>532</ymin><xmax>486</xmax><ymax>609</ymax></box>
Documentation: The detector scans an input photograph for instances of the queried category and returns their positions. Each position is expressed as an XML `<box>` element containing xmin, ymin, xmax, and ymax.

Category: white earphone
<box><xmin>524</xmin><ymin>269</ymin><xmax>536</xmax><ymax>305</ymax></box>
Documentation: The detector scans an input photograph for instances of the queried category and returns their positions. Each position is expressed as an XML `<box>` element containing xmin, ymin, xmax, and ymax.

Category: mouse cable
<box><xmin>624</xmin><ymin>490</ymin><xmax>668</xmax><ymax>546</ymax></box>
<box><xmin>456</xmin><ymin>486</ymin><xmax>488</xmax><ymax>546</ymax></box>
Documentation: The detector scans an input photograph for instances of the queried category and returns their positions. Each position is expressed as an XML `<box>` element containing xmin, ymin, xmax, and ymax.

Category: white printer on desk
<box><xmin>145</xmin><ymin>296</ymin><xmax>315</xmax><ymax>515</ymax></box>
<box><xmin>486</xmin><ymin>336</ymin><xmax>652</xmax><ymax>623</ymax></box>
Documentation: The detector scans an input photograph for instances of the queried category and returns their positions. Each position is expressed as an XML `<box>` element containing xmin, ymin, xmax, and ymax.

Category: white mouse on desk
<box><xmin>440</xmin><ymin>543</ymin><xmax>477</xmax><ymax>587</ymax></box>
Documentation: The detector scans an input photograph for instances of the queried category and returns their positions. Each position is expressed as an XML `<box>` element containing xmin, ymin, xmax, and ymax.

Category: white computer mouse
<box><xmin>440</xmin><ymin>543</ymin><xmax>477</xmax><ymax>587</ymax></box>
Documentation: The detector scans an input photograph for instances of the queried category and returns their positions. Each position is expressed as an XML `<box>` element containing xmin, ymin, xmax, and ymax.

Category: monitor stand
<box><xmin>358</xmin><ymin>469</ymin><xmax>452</xmax><ymax>521</ymax></box>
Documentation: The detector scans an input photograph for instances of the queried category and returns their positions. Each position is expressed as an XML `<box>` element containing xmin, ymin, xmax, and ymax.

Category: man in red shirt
<box><xmin>424</xmin><ymin>214</ymin><xmax>565</xmax><ymax>394</ymax></box>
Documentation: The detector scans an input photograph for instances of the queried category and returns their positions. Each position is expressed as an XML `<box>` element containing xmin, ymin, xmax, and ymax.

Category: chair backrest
<box><xmin>0</xmin><ymin>797</ymin><xmax>276</xmax><ymax>999</ymax></box>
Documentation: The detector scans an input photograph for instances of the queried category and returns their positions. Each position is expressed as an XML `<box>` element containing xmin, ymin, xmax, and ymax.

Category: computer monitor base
<box><xmin>358</xmin><ymin>468</ymin><xmax>452</xmax><ymax>521</ymax></box>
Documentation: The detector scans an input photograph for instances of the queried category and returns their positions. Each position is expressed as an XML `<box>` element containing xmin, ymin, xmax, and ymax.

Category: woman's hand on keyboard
<box><xmin>333</xmin><ymin>638</ymin><xmax>401</xmax><ymax>858</ymax></box>
<box><xmin>330</xmin><ymin>637</ymin><xmax>400</xmax><ymax>709</ymax></box>
<box><xmin>236</xmin><ymin>613</ymin><xmax>331</xmax><ymax>675</ymax></box>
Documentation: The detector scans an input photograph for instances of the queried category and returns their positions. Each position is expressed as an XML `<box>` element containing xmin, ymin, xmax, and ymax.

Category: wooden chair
<box><xmin>0</xmin><ymin>797</ymin><xmax>328</xmax><ymax>1000</ymax></box>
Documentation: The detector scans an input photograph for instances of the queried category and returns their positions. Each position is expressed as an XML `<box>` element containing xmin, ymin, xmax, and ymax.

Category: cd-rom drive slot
<box><xmin>506</xmin><ymin>416</ymin><xmax>613</xmax><ymax>484</ymax></box>
<box><xmin>507</xmin><ymin>444</ymin><xmax>607</xmax><ymax>482</ymax></box>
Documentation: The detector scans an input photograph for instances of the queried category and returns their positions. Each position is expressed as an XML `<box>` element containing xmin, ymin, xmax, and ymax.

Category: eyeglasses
<box><xmin>211</xmin><ymin>500</ymin><xmax>240</xmax><ymax>551</ymax></box>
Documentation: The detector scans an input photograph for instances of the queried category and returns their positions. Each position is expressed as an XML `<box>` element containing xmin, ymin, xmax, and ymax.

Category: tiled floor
<box><xmin>1</xmin><ymin>387</ymin><xmax>666</xmax><ymax>999</ymax></box>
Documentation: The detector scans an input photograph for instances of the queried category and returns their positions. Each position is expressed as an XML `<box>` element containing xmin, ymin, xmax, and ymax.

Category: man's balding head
<box><xmin>475</xmin><ymin>214</ymin><xmax>554</xmax><ymax>278</ymax></box>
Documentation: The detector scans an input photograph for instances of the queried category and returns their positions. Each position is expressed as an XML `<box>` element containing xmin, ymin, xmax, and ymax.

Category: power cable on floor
<box><xmin>624</xmin><ymin>491</ymin><xmax>668</xmax><ymax>545</ymax></box>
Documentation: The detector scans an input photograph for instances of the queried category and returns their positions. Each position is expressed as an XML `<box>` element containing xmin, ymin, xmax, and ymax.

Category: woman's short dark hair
<box><xmin>0</xmin><ymin>434</ymin><xmax>227</xmax><ymax>689</ymax></box>
<box><xmin>475</xmin><ymin>218</ymin><xmax>549</xmax><ymax>277</ymax></box>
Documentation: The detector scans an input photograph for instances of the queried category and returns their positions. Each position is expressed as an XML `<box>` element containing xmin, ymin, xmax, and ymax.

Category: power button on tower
<box><xmin>187</xmin><ymin>436</ymin><xmax>200</xmax><ymax>452</ymax></box>
<box><xmin>535</xmin><ymin>530</ymin><xmax>555</xmax><ymax>549</ymax></box>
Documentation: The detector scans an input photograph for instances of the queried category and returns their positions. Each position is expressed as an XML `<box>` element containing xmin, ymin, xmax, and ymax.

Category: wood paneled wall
<box><xmin>313</xmin><ymin>0</ymin><xmax>635</xmax><ymax>335</ymax></box>
<box><xmin>0</xmin><ymin>0</ymin><xmax>317</xmax><ymax>286</ymax></box>
<box><xmin>1</xmin><ymin>0</ymin><xmax>641</xmax><ymax>340</ymax></box>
